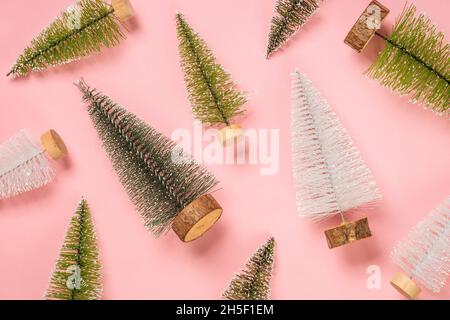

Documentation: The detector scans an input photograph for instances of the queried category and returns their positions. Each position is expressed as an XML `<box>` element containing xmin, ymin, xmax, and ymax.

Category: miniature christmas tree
<box><xmin>7</xmin><ymin>0</ymin><xmax>134</xmax><ymax>78</ymax></box>
<box><xmin>291</xmin><ymin>71</ymin><xmax>381</xmax><ymax>249</ymax></box>
<box><xmin>45</xmin><ymin>198</ymin><xmax>102</xmax><ymax>300</ymax></box>
<box><xmin>222</xmin><ymin>237</ymin><xmax>275</xmax><ymax>300</ymax></box>
<box><xmin>176</xmin><ymin>12</ymin><xmax>247</xmax><ymax>146</ymax></box>
<box><xmin>345</xmin><ymin>2</ymin><xmax>449</xmax><ymax>116</ymax></box>
<box><xmin>76</xmin><ymin>79</ymin><xmax>222</xmax><ymax>242</ymax></box>
<box><xmin>0</xmin><ymin>129</ymin><xmax>67</xmax><ymax>199</ymax></box>
<box><xmin>266</xmin><ymin>0</ymin><xmax>320</xmax><ymax>58</ymax></box>
<box><xmin>390</xmin><ymin>197</ymin><xmax>450</xmax><ymax>299</ymax></box>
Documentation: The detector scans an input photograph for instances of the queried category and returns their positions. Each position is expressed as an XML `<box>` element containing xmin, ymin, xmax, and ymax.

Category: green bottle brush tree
<box><xmin>7</xmin><ymin>0</ymin><xmax>134</xmax><ymax>77</ymax></box>
<box><xmin>76</xmin><ymin>79</ymin><xmax>223</xmax><ymax>242</ymax></box>
<box><xmin>45</xmin><ymin>198</ymin><xmax>102</xmax><ymax>300</ymax></box>
<box><xmin>176</xmin><ymin>12</ymin><xmax>247</xmax><ymax>146</ymax></box>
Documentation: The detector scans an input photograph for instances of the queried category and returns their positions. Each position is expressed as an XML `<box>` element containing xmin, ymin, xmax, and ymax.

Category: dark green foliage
<box><xmin>8</xmin><ymin>0</ymin><xmax>125</xmax><ymax>77</ymax></box>
<box><xmin>45</xmin><ymin>199</ymin><xmax>101</xmax><ymax>300</ymax></box>
<box><xmin>176</xmin><ymin>13</ymin><xmax>247</xmax><ymax>126</ymax></box>
<box><xmin>76</xmin><ymin>80</ymin><xmax>218</xmax><ymax>236</ymax></box>
<box><xmin>223</xmin><ymin>237</ymin><xmax>275</xmax><ymax>300</ymax></box>
<box><xmin>366</xmin><ymin>4</ymin><xmax>449</xmax><ymax>115</ymax></box>
<box><xmin>266</xmin><ymin>0</ymin><xmax>320</xmax><ymax>58</ymax></box>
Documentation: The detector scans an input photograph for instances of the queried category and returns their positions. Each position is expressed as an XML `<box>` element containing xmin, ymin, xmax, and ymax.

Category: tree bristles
<box><xmin>366</xmin><ymin>4</ymin><xmax>449</xmax><ymax>116</ymax></box>
<box><xmin>45</xmin><ymin>199</ymin><xmax>101</xmax><ymax>300</ymax></box>
<box><xmin>176</xmin><ymin>13</ymin><xmax>247</xmax><ymax>127</ymax></box>
<box><xmin>222</xmin><ymin>237</ymin><xmax>275</xmax><ymax>300</ymax></box>
<box><xmin>76</xmin><ymin>79</ymin><xmax>218</xmax><ymax>236</ymax></box>
<box><xmin>267</xmin><ymin>0</ymin><xmax>320</xmax><ymax>58</ymax></box>
<box><xmin>8</xmin><ymin>0</ymin><xmax>125</xmax><ymax>77</ymax></box>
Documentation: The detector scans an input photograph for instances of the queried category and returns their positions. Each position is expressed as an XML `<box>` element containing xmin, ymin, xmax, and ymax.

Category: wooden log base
<box><xmin>324</xmin><ymin>217</ymin><xmax>372</xmax><ymax>249</ymax></box>
<box><xmin>344</xmin><ymin>1</ymin><xmax>389</xmax><ymax>52</ymax></box>
<box><xmin>111</xmin><ymin>0</ymin><xmax>135</xmax><ymax>21</ymax></box>
<box><xmin>40</xmin><ymin>129</ymin><xmax>68</xmax><ymax>161</ymax></box>
<box><xmin>219</xmin><ymin>124</ymin><xmax>244</xmax><ymax>146</ymax></box>
<box><xmin>390</xmin><ymin>272</ymin><xmax>421</xmax><ymax>299</ymax></box>
<box><xmin>172</xmin><ymin>194</ymin><xmax>223</xmax><ymax>242</ymax></box>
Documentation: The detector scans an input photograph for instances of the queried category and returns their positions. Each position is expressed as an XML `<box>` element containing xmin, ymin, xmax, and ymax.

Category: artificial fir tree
<box><xmin>7</xmin><ymin>0</ymin><xmax>134</xmax><ymax>77</ymax></box>
<box><xmin>76</xmin><ymin>80</ymin><xmax>222</xmax><ymax>242</ymax></box>
<box><xmin>45</xmin><ymin>198</ymin><xmax>102</xmax><ymax>300</ymax></box>
<box><xmin>222</xmin><ymin>237</ymin><xmax>275</xmax><ymax>300</ymax></box>
<box><xmin>345</xmin><ymin>2</ymin><xmax>449</xmax><ymax>116</ymax></box>
<box><xmin>266</xmin><ymin>0</ymin><xmax>320</xmax><ymax>58</ymax></box>
<box><xmin>0</xmin><ymin>129</ymin><xmax>67</xmax><ymax>199</ymax></box>
<box><xmin>390</xmin><ymin>197</ymin><xmax>450</xmax><ymax>299</ymax></box>
<box><xmin>176</xmin><ymin>13</ymin><xmax>247</xmax><ymax>146</ymax></box>
<box><xmin>291</xmin><ymin>71</ymin><xmax>381</xmax><ymax>249</ymax></box>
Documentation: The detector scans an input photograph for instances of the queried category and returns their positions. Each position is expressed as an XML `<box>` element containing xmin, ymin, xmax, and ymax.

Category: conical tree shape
<box><xmin>222</xmin><ymin>237</ymin><xmax>275</xmax><ymax>300</ymax></box>
<box><xmin>7</xmin><ymin>0</ymin><xmax>128</xmax><ymax>78</ymax></box>
<box><xmin>266</xmin><ymin>0</ymin><xmax>320</xmax><ymax>58</ymax></box>
<box><xmin>291</xmin><ymin>70</ymin><xmax>381</xmax><ymax>222</ymax></box>
<box><xmin>366</xmin><ymin>4</ymin><xmax>449</xmax><ymax>115</ymax></box>
<box><xmin>175</xmin><ymin>13</ymin><xmax>246</xmax><ymax>128</ymax></box>
<box><xmin>45</xmin><ymin>198</ymin><xmax>101</xmax><ymax>300</ymax></box>
<box><xmin>76</xmin><ymin>80</ymin><xmax>219</xmax><ymax>238</ymax></box>
<box><xmin>391</xmin><ymin>197</ymin><xmax>450</xmax><ymax>295</ymax></box>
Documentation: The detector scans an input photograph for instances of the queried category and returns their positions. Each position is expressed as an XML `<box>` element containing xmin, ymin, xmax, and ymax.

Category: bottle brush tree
<box><xmin>222</xmin><ymin>237</ymin><xmax>275</xmax><ymax>300</ymax></box>
<box><xmin>7</xmin><ymin>0</ymin><xmax>134</xmax><ymax>78</ymax></box>
<box><xmin>266</xmin><ymin>0</ymin><xmax>320</xmax><ymax>58</ymax></box>
<box><xmin>291</xmin><ymin>70</ymin><xmax>381</xmax><ymax>249</ymax></box>
<box><xmin>76</xmin><ymin>79</ymin><xmax>222</xmax><ymax>242</ymax></box>
<box><xmin>390</xmin><ymin>197</ymin><xmax>450</xmax><ymax>299</ymax></box>
<box><xmin>0</xmin><ymin>129</ymin><xmax>67</xmax><ymax>199</ymax></box>
<box><xmin>345</xmin><ymin>2</ymin><xmax>449</xmax><ymax>117</ymax></box>
<box><xmin>45</xmin><ymin>198</ymin><xmax>102</xmax><ymax>300</ymax></box>
<box><xmin>176</xmin><ymin>12</ymin><xmax>247</xmax><ymax>146</ymax></box>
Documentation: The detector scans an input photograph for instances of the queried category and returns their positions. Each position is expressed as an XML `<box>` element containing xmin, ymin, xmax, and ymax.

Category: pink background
<box><xmin>0</xmin><ymin>0</ymin><xmax>449</xmax><ymax>300</ymax></box>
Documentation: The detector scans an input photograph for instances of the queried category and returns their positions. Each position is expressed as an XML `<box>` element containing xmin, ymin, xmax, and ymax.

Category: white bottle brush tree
<box><xmin>291</xmin><ymin>71</ymin><xmax>381</xmax><ymax>249</ymax></box>
<box><xmin>0</xmin><ymin>129</ymin><xmax>67</xmax><ymax>200</ymax></box>
<box><xmin>390</xmin><ymin>197</ymin><xmax>450</xmax><ymax>299</ymax></box>
<box><xmin>7</xmin><ymin>0</ymin><xmax>134</xmax><ymax>77</ymax></box>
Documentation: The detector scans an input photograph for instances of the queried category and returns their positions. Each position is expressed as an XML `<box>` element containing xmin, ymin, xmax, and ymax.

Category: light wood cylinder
<box><xmin>324</xmin><ymin>217</ymin><xmax>372</xmax><ymax>249</ymax></box>
<box><xmin>40</xmin><ymin>130</ymin><xmax>68</xmax><ymax>160</ymax></box>
<box><xmin>390</xmin><ymin>272</ymin><xmax>421</xmax><ymax>299</ymax></box>
<box><xmin>111</xmin><ymin>0</ymin><xmax>135</xmax><ymax>21</ymax></box>
<box><xmin>219</xmin><ymin>124</ymin><xmax>244</xmax><ymax>146</ymax></box>
<box><xmin>344</xmin><ymin>1</ymin><xmax>390</xmax><ymax>52</ymax></box>
<box><xmin>172</xmin><ymin>194</ymin><xmax>223</xmax><ymax>242</ymax></box>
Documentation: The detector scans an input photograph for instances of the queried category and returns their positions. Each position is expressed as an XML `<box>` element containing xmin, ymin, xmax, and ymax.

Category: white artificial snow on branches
<box><xmin>0</xmin><ymin>130</ymin><xmax>55</xmax><ymax>199</ymax></box>
<box><xmin>291</xmin><ymin>71</ymin><xmax>381</xmax><ymax>222</ymax></box>
<box><xmin>391</xmin><ymin>197</ymin><xmax>450</xmax><ymax>293</ymax></box>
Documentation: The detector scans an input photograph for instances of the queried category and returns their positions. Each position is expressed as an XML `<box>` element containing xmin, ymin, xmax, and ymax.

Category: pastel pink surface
<box><xmin>0</xmin><ymin>0</ymin><xmax>449</xmax><ymax>299</ymax></box>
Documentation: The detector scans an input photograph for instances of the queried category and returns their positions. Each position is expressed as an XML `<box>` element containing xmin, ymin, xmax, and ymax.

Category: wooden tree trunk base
<box><xmin>324</xmin><ymin>217</ymin><xmax>372</xmax><ymax>249</ymax></box>
<box><xmin>112</xmin><ymin>0</ymin><xmax>135</xmax><ymax>21</ymax></box>
<box><xmin>172</xmin><ymin>194</ymin><xmax>223</xmax><ymax>242</ymax></box>
<box><xmin>344</xmin><ymin>0</ymin><xmax>390</xmax><ymax>52</ymax></box>
<box><xmin>219</xmin><ymin>124</ymin><xmax>244</xmax><ymax>146</ymax></box>
<box><xmin>390</xmin><ymin>272</ymin><xmax>421</xmax><ymax>299</ymax></box>
<box><xmin>40</xmin><ymin>129</ymin><xmax>68</xmax><ymax>160</ymax></box>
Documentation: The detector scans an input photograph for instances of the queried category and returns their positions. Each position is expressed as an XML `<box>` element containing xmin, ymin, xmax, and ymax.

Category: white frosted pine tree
<box><xmin>291</xmin><ymin>70</ymin><xmax>381</xmax><ymax>249</ymax></box>
<box><xmin>390</xmin><ymin>197</ymin><xmax>450</xmax><ymax>299</ymax></box>
<box><xmin>0</xmin><ymin>129</ymin><xmax>67</xmax><ymax>199</ymax></box>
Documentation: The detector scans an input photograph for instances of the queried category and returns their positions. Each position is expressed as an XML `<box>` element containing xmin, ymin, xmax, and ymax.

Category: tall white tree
<box><xmin>390</xmin><ymin>197</ymin><xmax>450</xmax><ymax>298</ymax></box>
<box><xmin>0</xmin><ymin>129</ymin><xmax>67</xmax><ymax>199</ymax></box>
<box><xmin>291</xmin><ymin>71</ymin><xmax>381</xmax><ymax>248</ymax></box>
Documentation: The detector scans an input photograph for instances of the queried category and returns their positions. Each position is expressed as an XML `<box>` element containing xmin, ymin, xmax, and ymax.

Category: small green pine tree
<box><xmin>266</xmin><ymin>0</ymin><xmax>320</xmax><ymax>58</ymax></box>
<box><xmin>7</xmin><ymin>0</ymin><xmax>126</xmax><ymax>77</ymax></box>
<box><xmin>176</xmin><ymin>13</ymin><xmax>247</xmax><ymax>127</ymax></box>
<box><xmin>222</xmin><ymin>237</ymin><xmax>275</xmax><ymax>300</ymax></box>
<box><xmin>76</xmin><ymin>80</ymin><xmax>218</xmax><ymax>236</ymax></box>
<box><xmin>45</xmin><ymin>198</ymin><xmax>101</xmax><ymax>300</ymax></box>
<box><xmin>367</xmin><ymin>4</ymin><xmax>449</xmax><ymax>115</ymax></box>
